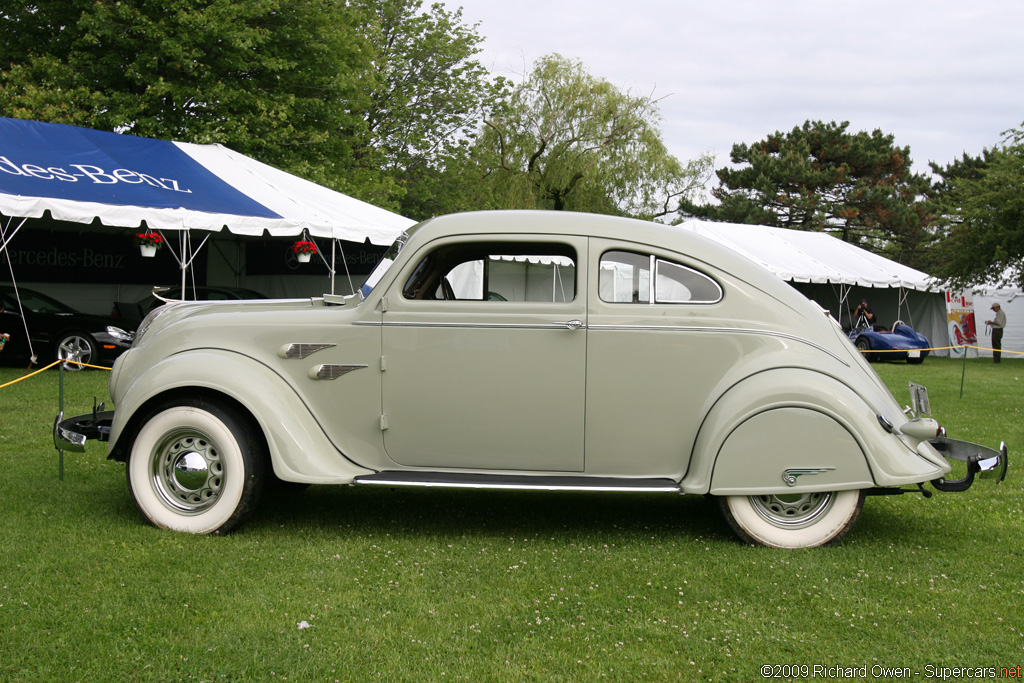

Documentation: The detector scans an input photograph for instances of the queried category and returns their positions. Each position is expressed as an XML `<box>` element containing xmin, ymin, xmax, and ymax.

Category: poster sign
<box><xmin>945</xmin><ymin>291</ymin><xmax>977</xmax><ymax>358</ymax></box>
<box><xmin>4</xmin><ymin>228</ymin><xmax>187</xmax><ymax>285</ymax></box>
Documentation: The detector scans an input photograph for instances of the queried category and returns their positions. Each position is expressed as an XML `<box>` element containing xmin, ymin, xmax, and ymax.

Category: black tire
<box><xmin>855</xmin><ymin>337</ymin><xmax>873</xmax><ymax>361</ymax></box>
<box><xmin>907</xmin><ymin>356</ymin><xmax>924</xmax><ymax>365</ymax></box>
<box><xmin>718</xmin><ymin>490</ymin><xmax>865</xmax><ymax>549</ymax></box>
<box><xmin>56</xmin><ymin>332</ymin><xmax>97</xmax><ymax>370</ymax></box>
<box><xmin>125</xmin><ymin>398</ymin><xmax>266</xmax><ymax>534</ymax></box>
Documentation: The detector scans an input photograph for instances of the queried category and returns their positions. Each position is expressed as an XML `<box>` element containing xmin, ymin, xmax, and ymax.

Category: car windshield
<box><xmin>359</xmin><ymin>230</ymin><xmax>411</xmax><ymax>300</ymax></box>
<box><xmin>0</xmin><ymin>288</ymin><xmax>76</xmax><ymax>315</ymax></box>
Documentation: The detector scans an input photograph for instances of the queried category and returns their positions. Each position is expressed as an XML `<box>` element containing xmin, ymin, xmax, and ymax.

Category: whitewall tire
<box><xmin>719</xmin><ymin>489</ymin><xmax>865</xmax><ymax>549</ymax></box>
<box><xmin>126</xmin><ymin>400</ymin><xmax>265</xmax><ymax>534</ymax></box>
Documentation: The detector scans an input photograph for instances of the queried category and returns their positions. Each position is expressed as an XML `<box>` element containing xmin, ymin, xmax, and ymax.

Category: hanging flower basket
<box><xmin>0</xmin><ymin>333</ymin><xmax>8</xmax><ymax>353</ymax></box>
<box><xmin>133</xmin><ymin>232</ymin><xmax>163</xmax><ymax>257</ymax></box>
<box><xmin>292</xmin><ymin>240</ymin><xmax>317</xmax><ymax>263</ymax></box>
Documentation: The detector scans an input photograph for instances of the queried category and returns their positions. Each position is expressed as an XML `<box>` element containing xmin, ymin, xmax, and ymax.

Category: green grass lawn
<box><xmin>1</xmin><ymin>359</ymin><xmax>1021</xmax><ymax>681</ymax></box>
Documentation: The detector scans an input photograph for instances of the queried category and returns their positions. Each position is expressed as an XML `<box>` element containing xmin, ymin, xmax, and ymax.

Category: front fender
<box><xmin>108</xmin><ymin>349</ymin><xmax>374</xmax><ymax>484</ymax></box>
<box><xmin>682</xmin><ymin>368</ymin><xmax>949</xmax><ymax>495</ymax></box>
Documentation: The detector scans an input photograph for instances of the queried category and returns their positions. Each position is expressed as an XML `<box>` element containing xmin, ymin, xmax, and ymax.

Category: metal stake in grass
<box><xmin>58</xmin><ymin>362</ymin><xmax>64</xmax><ymax>481</ymax></box>
<box><xmin>960</xmin><ymin>343</ymin><xmax>967</xmax><ymax>399</ymax></box>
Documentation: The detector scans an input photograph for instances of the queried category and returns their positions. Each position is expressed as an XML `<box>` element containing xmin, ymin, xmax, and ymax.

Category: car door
<box><xmin>583</xmin><ymin>239</ymin><xmax>734</xmax><ymax>478</ymax></box>
<box><xmin>380</xmin><ymin>235</ymin><xmax>588</xmax><ymax>472</ymax></box>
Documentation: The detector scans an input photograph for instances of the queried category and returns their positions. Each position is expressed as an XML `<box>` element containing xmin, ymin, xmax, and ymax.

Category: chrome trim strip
<box><xmin>308</xmin><ymin>364</ymin><xmax>368</xmax><ymax>380</ymax></box>
<box><xmin>359</xmin><ymin>320</ymin><xmax>846</xmax><ymax>364</ymax></box>
<box><xmin>374</xmin><ymin>321</ymin><xmax>579</xmax><ymax>331</ymax></box>
<box><xmin>355</xmin><ymin>479</ymin><xmax>680</xmax><ymax>492</ymax></box>
<box><xmin>279</xmin><ymin>342</ymin><xmax>337</xmax><ymax>359</ymax></box>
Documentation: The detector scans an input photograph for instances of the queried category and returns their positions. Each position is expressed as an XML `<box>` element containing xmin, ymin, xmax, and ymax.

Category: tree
<box><xmin>928</xmin><ymin>125</ymin><xmax>1024</xmax><ymax>288</ymax></box>
<box><xmin>0</xmin><ymin>1</ymin><xmax>510</xmax><ymax>214</ymax></box>
<box><xmin>680</xmin><ymin>121</ymin><xmax>934</xmax><ymax>266</ymax></box>
<box><xmin>0</xmin><ymin>0</ymin><xmax>387</xmax><ymax>200</ymax></box>
<box><xmin>469</xmin><ymin>54</ymin><xmax>712</xmax><ymax>220</ymax></box>
<box><xmin>352</xmin><ymin>0</ymin><xmax>504</xmax><ymax>219</ymax></box>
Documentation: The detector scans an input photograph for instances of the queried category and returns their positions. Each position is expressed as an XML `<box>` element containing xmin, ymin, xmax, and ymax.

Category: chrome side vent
<box><xmin>308</xmin><ymin>364</ymin><xmax>368</xmax><ymax>380</ymax></box>
<box><xmin>278</xmin><ymin>343</ymin><xmax>336</xmax><ymax>359</ymax></box>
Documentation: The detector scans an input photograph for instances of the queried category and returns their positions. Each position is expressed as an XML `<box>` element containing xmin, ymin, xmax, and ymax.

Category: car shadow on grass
<box><xmin>252</xmin><ymin>485</ymin><xmax>735</xmax><ymax>544</ymax></box>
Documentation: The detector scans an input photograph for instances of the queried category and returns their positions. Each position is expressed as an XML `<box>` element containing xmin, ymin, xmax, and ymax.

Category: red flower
<box><xmin>133</xmin><ymin>232</ymin><xmax>163</xmax><ymax>247</ymax></box>
<box><xmin>292</xmin><ymin>240</ymin><xmax>317</xmax><ymax>255</ymax></box>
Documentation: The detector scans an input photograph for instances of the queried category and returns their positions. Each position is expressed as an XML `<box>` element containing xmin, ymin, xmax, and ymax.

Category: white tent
<box><xmin>0</xmin><ymin>117</ymin><xmax>414</xmax><ymax>304</ymax></box>
<box><xmin>680</xmin><ymin>220</ymin><xmax>937</xmax><ymax>290</ymax></box>
<box><xmin>679</xmin><ymin>220</ymin><xmax>950</xmax><ymax>355</ymax></box>
<box><xmin>0</xmin><ymin>117</ymin><xmax>413</xmax><ymax>243</ymax></box>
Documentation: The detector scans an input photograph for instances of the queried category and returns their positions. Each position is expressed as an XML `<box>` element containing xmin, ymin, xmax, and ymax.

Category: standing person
<box><xmin>986</xmin><ymin>303</ymin><xmax>1007</xmax><ymax>363</ymax></box>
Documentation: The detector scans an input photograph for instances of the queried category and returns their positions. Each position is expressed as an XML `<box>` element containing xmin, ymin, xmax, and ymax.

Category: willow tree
<box><xmin>471</xmin><ymin>54</ymin><xmax>711</xmax><ymax>219</ymax></box>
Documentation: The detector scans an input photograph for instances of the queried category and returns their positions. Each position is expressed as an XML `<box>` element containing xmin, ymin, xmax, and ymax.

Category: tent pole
<box><xmin>180</xmin><ymin>230</ymin><xmax>188</xmax><ymax>297</ymax></box>
<box><xmin>339</xmin><ymin>242</ymin><xmax>356</xmax><ymax>296</ymax></box>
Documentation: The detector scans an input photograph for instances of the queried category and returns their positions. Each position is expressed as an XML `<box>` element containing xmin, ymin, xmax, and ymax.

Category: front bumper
<box><xmin>53</xmin><ymin>408</ymin><xmax>114</xmax><ymax>453</ymax></box>
<box><xmin>929</xmin><ymin>437</ymin><xmax>1008</xmax><ymax>492</ymax></box>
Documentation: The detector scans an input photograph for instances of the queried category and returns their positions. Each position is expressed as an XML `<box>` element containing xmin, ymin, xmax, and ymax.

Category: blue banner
<box><xmin>0</xmin><ymin>117</ymin><xmax>281</xmax><ymax>218</ymax></box>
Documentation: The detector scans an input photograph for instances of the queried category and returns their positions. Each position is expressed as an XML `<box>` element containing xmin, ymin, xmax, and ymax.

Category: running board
<box><xmin>354</xmin><ymin>471</ymin><xmax>680</xmax><ymax>492</ymax></box>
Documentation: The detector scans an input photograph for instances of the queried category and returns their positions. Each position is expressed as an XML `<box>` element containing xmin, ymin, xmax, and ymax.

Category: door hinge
<box><xmin>380</xmin><ymin>355</ymin><xmax>387</xmax><ymax>371</ymax></box>
<box><xmin>379</xmin><ymin>297</ymin><xmax>388</xmax><ymax>312</ymax></box>
<box><xmin>380</xmin><ymin>414</ymin><xmax>389</xmax><ymax>430</ymax></box>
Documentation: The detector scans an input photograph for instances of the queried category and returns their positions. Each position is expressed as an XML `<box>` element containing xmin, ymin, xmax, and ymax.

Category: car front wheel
<box><xmin>718</xmin><ymin>489</ymin><xmax>865</xmax><ymax>549</ymax></box>
<box><xmin>56</xmin><ymin>333</ymin><xmax>96</xmax><ymax>370</ymax></box>
<box><xmin>126</xmin><ymin>399</ymin><xmax>266</xmax><ymax>534</ymax></box>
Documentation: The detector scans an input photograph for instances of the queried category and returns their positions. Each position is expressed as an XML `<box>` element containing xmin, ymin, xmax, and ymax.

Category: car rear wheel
<box><xmin>56</xmin><ymin>333</ymin><xmax>96</xmax><ymax>370</ymax></box>
<box><xmin>126</xmin><ymin>399</ymin><xmax>266</xmax><ymax>534</ymax></box>
<box><xmin>719</xmin><ymin>489</ymin><xmax>865</xmax><ymax>549</ymax></box>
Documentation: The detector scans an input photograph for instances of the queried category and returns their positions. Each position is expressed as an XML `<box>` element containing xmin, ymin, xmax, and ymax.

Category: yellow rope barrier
<box><xmin>0</xmin><ymin>360</ymin><xmax>112</xmax><ymax>389</ymax></box>
<box><xmin>858</xmin><ymin>344</ymin><xmax>1023</xmax><ymax>356</ymax></box>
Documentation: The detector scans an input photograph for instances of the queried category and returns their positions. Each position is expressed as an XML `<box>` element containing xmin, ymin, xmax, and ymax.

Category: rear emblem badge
<box><xmin>782</xmin><ymin>467</ymin><xmax>836</xmax><ymax>486</ymax></box>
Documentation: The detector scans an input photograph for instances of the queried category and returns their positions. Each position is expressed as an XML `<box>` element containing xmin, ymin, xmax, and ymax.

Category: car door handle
<box><xmin>556</xmin><ymin>319</ymin><xmax>586</xmax><ymax>331</ymax></box>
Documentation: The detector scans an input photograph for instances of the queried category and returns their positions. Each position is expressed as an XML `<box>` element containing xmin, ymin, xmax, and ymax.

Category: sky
<box><xmin>440</xmin><ymin>0</ymin><xmax>1024</xmax><ymax>176</ymax></box>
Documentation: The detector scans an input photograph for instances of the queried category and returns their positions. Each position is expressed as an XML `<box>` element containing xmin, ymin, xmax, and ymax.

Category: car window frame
<box><xmin>399</xmin><ymin>238</ymin><xmax>581</xmax><ymax>305</ymax></box>
<box><xmin>597</xmin><ymin>249</ymin><xmax>723</xmax><ymax>306</ymax></box>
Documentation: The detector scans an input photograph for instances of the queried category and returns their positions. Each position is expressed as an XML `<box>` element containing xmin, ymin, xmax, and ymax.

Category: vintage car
<box><xmin>54</xmin><ymin>211</ymin><xmax>1007</xmax><ymax>548</ymax></box>
<box><xmin>848</xmin><ymin>315</ymin><xmax>931</xmax><ymax>364</ymax></box>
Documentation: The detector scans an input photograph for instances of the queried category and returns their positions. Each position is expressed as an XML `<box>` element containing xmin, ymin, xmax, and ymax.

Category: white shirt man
<box><xmin>986</xmin><ymin>303</ymin><xmax>1007</xmax><ymax>363</ymax></box>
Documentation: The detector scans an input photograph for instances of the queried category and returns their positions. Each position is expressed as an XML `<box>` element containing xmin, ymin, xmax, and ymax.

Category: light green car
<box><xmin>55</xmin><ymin>211</ymin><xmax>1007</xmax><ymax>548</ymax></box>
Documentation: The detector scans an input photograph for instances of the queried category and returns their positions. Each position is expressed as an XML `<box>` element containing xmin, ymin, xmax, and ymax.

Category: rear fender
<box><xmin>682</xmin><ymin>368</ymin><xmax>946</xmax><ymax>495</ymax></box>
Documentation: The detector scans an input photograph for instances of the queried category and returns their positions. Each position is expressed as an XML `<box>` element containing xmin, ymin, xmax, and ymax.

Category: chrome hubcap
<box><xmin>750</xmin><ymin>492</ymin><xmax>835</xmax><ymax>530</ymax></box>
<box><xmin>152</xmin><ymin>431</ymin><xmax>224</xmax><ymax>513</ymax></box>
<box><xmin>58</xmin><ymin>336</ymin><xmax>92</xmax><ymax>370</ymax></box>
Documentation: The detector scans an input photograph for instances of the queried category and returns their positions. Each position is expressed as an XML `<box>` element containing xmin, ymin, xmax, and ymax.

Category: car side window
<box><xmin>599</xmin><ymin>250</ymin><xmax>722</xmax><ymax>304</ymax></box>
<box><xmin>403</xmin><ymin>242</ymin><xmax>577</xmax><ymax>303</ymax></box>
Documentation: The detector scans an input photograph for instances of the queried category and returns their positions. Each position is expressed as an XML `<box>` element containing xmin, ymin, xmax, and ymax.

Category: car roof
<box><xmin>408</xmin><ymin>211</ymin><xmax>779</xmax><ymax>287</ymax></box>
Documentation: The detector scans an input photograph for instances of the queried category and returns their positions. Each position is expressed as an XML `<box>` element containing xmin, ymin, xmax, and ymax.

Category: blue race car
<box><xmin>848</xmin><ymin>315</ymin><xmax>930</xmax><ymax>364</ymax></box>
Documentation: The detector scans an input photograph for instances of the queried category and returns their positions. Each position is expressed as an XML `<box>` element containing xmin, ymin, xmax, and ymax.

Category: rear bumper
<box><xmin>929</xmin><ymin>437</ymin><xmax>1008</xmax><ymax>492</ymax></box>
<box><xmin>53</xmin><ymin>409</ymin><xmax>114</xmax><ymax>453</ymax></box>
